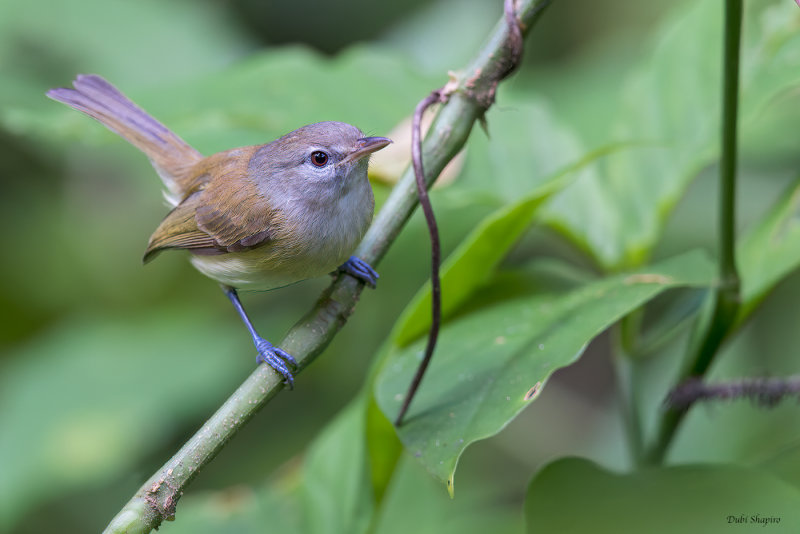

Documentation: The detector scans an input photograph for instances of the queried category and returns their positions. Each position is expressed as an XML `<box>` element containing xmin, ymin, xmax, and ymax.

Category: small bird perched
<box><xmin>48</xmin><ymin>74</ymin><xmax>390</xmax><ymax>386</ymax></box>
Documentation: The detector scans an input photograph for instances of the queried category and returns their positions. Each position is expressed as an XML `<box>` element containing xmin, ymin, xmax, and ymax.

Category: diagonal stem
<box><xmin>104</xmin><ymin>1</ymin><xmax>552</xmax><ymax>532</ymax></box>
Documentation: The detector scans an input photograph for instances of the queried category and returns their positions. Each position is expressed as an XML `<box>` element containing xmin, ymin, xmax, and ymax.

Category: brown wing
<box><xmin>143</xmin><ymin>147</ymin><xmax>279</xmax><ymax>262</ymax></box>
<box><xmin>142</xmin><ymin>197</ymin><xmax>217</xmax><ymax>262</ymax></box>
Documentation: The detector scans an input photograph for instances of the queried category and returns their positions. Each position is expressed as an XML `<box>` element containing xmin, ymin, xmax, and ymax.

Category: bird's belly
<box><xmin>189</xmin><ymin>244</ymin><xmax>346</xmax><ymax>291</ymax></box>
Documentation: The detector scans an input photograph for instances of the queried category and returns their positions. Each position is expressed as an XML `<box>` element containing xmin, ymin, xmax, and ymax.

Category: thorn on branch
<box><xmin>666</xmin><ymin>375</ymin><xmax>800</xmax><ymax>411</ymax></box>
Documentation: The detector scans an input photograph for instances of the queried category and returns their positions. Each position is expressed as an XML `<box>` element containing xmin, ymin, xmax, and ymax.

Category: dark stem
<box><xmin>718</xmin><ymin>0</ymin><xmax>742</xmax><ymax>294</ymax></box>
<box><xmin>667</xmin><ymin>376</ymin><xmax>800</xmax><ymax>409</ymax></box>
<box><xmin>645</xmin><ymin>0</ymin><xmax>742</xmax><ymax>464</ymax></box>
<box><xmin>393</xmin><ymin>0</ymin><xmax>527</xmax><ymax>426</ymax></box>
<box><xmin>394</xmin><ymin>90</ymin><xmax>444</xmax><ymax>426</ymax></box>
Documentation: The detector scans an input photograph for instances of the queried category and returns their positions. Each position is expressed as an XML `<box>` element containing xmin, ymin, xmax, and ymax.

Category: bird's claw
<box><xmin>339</xmin><ymin>256</ymin><xmax>379</xmax><ymax>288</ymax></box>
<box><xmin>255</xmin><ymin>337</ymin><xmax>297</xmax><ymax>388</ymax></box>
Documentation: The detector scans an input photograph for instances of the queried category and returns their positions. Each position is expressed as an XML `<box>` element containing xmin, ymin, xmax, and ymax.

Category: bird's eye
<box><xmin>311</xmin><ymin>151</ymin><xmax>329</xmax><ymax>167</ymax></box>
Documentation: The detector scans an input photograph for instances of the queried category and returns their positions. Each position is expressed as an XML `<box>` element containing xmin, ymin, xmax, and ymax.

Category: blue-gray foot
<box><xmin>254</xmin><ymin>337</ymin><xmax>298</xmax><ymax>388</ymax></box>
<box><xmin>223</xmin><ymin>285</ymin><xmax>298</xmax><ymax>388</ymax></box>
<box><xmin>339</xmin><ymin>256</ymin><xmax>379</xmax><ymax>288</ymax></box>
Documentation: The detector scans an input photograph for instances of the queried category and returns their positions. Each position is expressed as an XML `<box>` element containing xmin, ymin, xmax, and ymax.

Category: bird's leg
<box><xmin>222</xmin><ymin>285</ymin><xmax>298</xmax><ymax>388</ymax></box>
<box><xmin>338</xmin><ymin>256</ymin><xmax>379</xmax><ymax>288</ymax></box>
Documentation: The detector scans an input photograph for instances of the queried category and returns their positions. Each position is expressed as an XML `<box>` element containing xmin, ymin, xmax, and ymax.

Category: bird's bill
<box><xmin>340</xmin><ymin>136</ymin><xmax>392</xmax><ymax>164</ymax></box>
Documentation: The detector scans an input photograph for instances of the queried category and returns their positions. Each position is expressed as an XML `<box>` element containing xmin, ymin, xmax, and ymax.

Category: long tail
<box><xmin>47</xmin><ymin>74</ymin><xmax>203</xmax><ymax>203</ymax></box>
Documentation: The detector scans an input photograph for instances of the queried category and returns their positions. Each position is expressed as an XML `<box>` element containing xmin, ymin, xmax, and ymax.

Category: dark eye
<box><xmin>311</xmin><ymin>151</ymin><xmax>329</xmax><ymax>167</ymax></box>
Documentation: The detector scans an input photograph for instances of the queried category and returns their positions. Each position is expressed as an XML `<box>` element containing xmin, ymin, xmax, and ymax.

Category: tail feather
<box><xmin>47</xmin><ymin>74</ymin><xmax>203</xmax><ymax>203</ymax></box>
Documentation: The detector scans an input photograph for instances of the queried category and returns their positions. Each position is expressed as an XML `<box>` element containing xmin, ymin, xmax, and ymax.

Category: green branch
<box><xmin>645</xmin><ymin>0</ymin><xmax>742</xmax><ymax>465</ymax></box>
<box><xmin>104</xmin><ymin>1</ymin><xmax>551</xmax><ymax>532</ymax></box>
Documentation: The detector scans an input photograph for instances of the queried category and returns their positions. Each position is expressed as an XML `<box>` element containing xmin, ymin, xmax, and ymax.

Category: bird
<box><xmin>47</xmin><ymin>74</ymin><xmax>391</xmax><ymax>386</ymax></box>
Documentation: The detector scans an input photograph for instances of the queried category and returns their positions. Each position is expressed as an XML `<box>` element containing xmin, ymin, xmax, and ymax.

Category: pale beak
<box><xmin>340</xmin><ymin>136</ymin><xmax>392</xmax><ymax>164</ymax></box>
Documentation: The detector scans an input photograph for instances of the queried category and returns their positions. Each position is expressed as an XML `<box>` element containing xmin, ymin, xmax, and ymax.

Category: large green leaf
<box><xmin>393</xmin><ymin>140</ymin><xmax>634</xmax><ymax>349</ymax></box>
<box><xmin>525</xmin><ymin>458</ymin><xmax>800</xmax><ymax>533</ymax></box>
<box><xmin>367</xmin><ymin>165</ymin><xmax>582</xmax><ymax>498</ymax></box>
<box><xmin>374</xmin><ymin>251</ymin><xmax>715</xmax><ymax>490</ymax></box>
<box><xmin>366</xmin><ymin>390</ymin><xmax>404</xmax><ymax>504</ymax></box>
<box><xmin>540</xmin><ymin>0</ymin><xmax>800</xmax><ymax>270</ymax></box>
<box><xmin>737</xmin><ymin>178</ymin><xmax>800</xmax><ymax>324</ymax></box>
<box><xmin>395</xmin><ymin>141</ymin><xmax>632</xmax><ymax>348</ymax></box>
<box><xmin>390</xmin><ymin>95</ymin><xmax>633</xmax><ymax>347</ymax></box>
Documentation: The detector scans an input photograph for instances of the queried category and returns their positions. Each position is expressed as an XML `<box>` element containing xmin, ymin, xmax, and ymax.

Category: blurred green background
<box><xmin>3</xmin><ymin>0</ymin><xmax>800</xmax><ymax>533</ymax></box>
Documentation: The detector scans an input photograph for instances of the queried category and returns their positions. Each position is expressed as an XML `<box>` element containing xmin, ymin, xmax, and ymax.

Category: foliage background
<box><xmin>2</xmin><ymin>1</ymin><xmax>800</xmax><ymax>532</ymax></box>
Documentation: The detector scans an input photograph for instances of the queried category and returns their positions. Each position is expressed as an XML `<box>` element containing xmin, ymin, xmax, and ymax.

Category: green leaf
<box><xmin>301</xmin><ymin>398</ymin><xmax>374</xmax><ymax>534</ymax></box>
<box><xmin>540</xmin><ymin>0</ymin><xmax>800</xmax><ymax>270</ymax></box>
<box><xmin>525</xmin><ymin>458</ymin><xmax>800</xmax><ymax>533</ymax></box>
<box><xmin>365</xmin><ymin>392</ymin><xmax>404</xmax><ymax>504</ymax></box>
<box><xmin>737</xmin><ymin>178</ymin><xmax>800</xmax><ymax>324</ymax></box>
<box><xmin>374</xmin><ymin>251</ymin><xmax>715</xmax><ymax>491</ymax></box>
<box><xmin>368</xmin><ymin>142</ymin><xmax>615</xmax><ymax>494</ymax></box>
<box><xmin>365</xmin><ymin>102</ymin><xmax>600</xmax><ymax>500</ymax></box>
<box><xmin>394</xmin><ymin>139</ymin><xmax>627</xmax><ymax>347</ymax></box>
